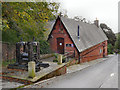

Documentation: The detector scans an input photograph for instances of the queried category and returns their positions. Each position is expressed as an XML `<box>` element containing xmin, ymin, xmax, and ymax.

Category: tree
<box><xmin>74</xmin><ymin>16</ymin><xmax>84</xmax><ymax>21</ymax></box>
<box><xmin>115</xmin><ymin>33</ymin><xmax>120</xmax><ymax>51</ymax></box>
<box><xmin>39</xmin><ymin>40</ymin><xmax>51</xmax><ymax>54</ymax></box>
<box><xmin>2</xmin><ymin>2</ymin><xmax>59</xmax><ymax>43</ymax></box>
<box><xmin>73</xmin><ymin>16</ymin><xmax>91</xmax><ymax>24</ymax></box>
<box><xmin>100</xmin><ymin>23</ymin><xmax>116</xmax><ymax>46</ymax></box>
<box><xmin>107</xmin><ymin>44</ymin><xmax>114</xmax><ymax>54</ymax></box>
<box><xmin>100</xmin><ymin>23</ymin><xmax>108</xmax><ymax>30</ymax></box>
<box><xmin>58</xmin><ymin>10</ymin><xmax>68</xmax><ymax>18</ymax></box>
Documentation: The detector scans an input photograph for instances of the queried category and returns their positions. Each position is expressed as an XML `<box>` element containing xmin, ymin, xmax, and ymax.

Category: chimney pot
<box><xmin>94</xmin><ymin>18</ymin><xmax>99</xmax><ymax>27</ymax></box>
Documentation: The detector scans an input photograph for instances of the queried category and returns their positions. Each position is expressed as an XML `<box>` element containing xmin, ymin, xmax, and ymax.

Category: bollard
<box><xmin>57</xmin><ymin>54</ymin><xmax>62</xmax><ymax>65</ymax></box>
<box><xmin>28</xmin><ymin>61</ymin><xmax>35</xmax><ymax>78</ymax></box>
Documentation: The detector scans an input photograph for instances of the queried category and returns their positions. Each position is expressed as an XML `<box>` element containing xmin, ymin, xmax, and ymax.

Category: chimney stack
<box><xmin>78</xmin><ymin>25</ymin><xmax>80</xmax><ymax>40</ymax></box>
<box><xmin>94</xmin><ymin>18</ymin><xmax>99</xmax><ymax>27</ymax></box>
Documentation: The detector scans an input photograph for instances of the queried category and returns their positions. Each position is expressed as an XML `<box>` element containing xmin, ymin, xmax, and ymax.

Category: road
<box><xmin>33</xmin><ymin>54</ymin><xmax>118</xmax><ymax>88</ymax></box>
<box><xmin>118</xmin><ymin>54</ymin><xmax>120</xmax><ymax>89</ymax></box>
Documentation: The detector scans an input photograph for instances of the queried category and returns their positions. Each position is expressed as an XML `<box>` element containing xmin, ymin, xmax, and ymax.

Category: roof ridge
<box><xmin>60</xmin><ymin>16</ymin><xmax>95</xmax><ymax>26</ymax></box>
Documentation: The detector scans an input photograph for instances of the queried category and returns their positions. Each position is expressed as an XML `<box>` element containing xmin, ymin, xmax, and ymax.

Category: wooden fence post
<box><xmin>57</xmin><ymin>54</ymin><xmax>62</xmax><ymax>65</ymax></box>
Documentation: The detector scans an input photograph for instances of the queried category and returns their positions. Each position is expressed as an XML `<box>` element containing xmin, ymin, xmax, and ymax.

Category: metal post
<box><xmin>37</xmin><ymin>42</ymin><xmax>40</xmax><ymax>60</ymax></box>
<box><xmin>28</xmin><ymin>42</ymin><xmax>32</xmax><ymax>61</ymax></box>
<box><xmin>78</xmin><ymin>52</ymin><xmax>80</xmax><ymax>64</ymax></box>
<box><xmin>16</xmin><ymin>43</ymin><xmax>20</xmax><ymax>64</ymax></box>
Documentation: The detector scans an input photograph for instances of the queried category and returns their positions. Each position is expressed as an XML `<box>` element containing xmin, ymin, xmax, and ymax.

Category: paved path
<box><xmin>1</xmin><ymin>57</ymin><xmax>60</xmax><ymax>88</ymax></box>
<box><xmin>26</xmin><ymin>55</ymin><xmax>118</xmax><ymax>88</ymax></box>
<box><xmin>41</xmin><ymin>57</ymin><xmax>55</xmax><ymax>62</ymax></box>
<box><xmin>67</xmin><ymin>56</ymin><xmax>111</xmax><ymax>74</ymax></box>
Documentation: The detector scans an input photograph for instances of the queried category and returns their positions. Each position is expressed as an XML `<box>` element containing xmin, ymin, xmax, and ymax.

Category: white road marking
<box><xmin>110</xmin><ymin>73</ymin><xmax>115</xmax><ymax>77</ymax></box>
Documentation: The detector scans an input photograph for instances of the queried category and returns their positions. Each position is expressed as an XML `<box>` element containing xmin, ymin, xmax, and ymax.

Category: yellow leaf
<box><xmin>7</xmin><ymin>24</ymin><xmax>9</xmax><ymax>28</ymax></box>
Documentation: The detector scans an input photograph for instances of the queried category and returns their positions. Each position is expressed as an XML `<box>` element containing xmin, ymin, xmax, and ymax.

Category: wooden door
<box><xmin>57</xmin><ymin>38</ymin><xmax>64</xmax><ymax>54</ymax></box>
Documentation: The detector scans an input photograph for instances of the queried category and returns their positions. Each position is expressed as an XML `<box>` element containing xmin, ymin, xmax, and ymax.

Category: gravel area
<box><xmin>1</xmin><ymin>57</ymin><xmax>60</xmax><ymax>88</ymax></box>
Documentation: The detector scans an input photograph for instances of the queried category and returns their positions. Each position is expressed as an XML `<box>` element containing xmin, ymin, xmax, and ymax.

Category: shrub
<box><xmin>39</xmin><ymin>40</ymin><xmax>51</xmax><ymax>54</ymax></box>
<box><xmin>53</xmin><ymin>59</ymin><xmax>58</xmax><ymax>62</ymax></box>
<box><xmin>2</xmin><ymin>59</ymin><xmax>16</xmax><ymax>67</ymax></box>
<box><xmin>107</xmin><ymin>44</ymin><xmax>114</xmax><ymax>54</ymax></box>
<box><xmin>54</xmin><ymin>53</ymin><xmax>58</xmax><ymax>58</ymax></box>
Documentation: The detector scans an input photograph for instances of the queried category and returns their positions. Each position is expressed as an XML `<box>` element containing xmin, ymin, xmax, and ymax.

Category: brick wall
<box><xmin>2</xmin><ymin>42</ymin><xmax>16</xmax><ymax>61</ymax></box>
<box><xmin>80</xmin><ymin>40</ymin><xmax>107</xmax><ymax>63</ymax></box>
<box><xmin>39</xmin><ymin>65</ymin><xmax>67</xmax><ymax>81</ymax></box>
<box><xmin>66</xmin><ymin>59</ymin><xmax>78</xmax><ymax>67</ymax></box>
<box><xmin>49</xmin><ymin>18</ymin><xmax>108</xmax><ymax>63</ymax></box>
<box><xmin>48</xmin><ymin>18</ymin><xmax>78</xmax><ymax>57</ymax></box>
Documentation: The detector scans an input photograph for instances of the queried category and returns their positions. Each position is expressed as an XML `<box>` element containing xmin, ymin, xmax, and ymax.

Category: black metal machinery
<box><xmin>8</xmin><ymin>41</ymin><xmax>49</xmax><ymax>72</ymax></box>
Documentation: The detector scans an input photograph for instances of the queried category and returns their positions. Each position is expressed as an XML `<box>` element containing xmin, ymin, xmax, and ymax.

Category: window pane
<box><xmin>66</xmin><ymin>44</ymin><xmax>73</xmax><ymax>47</ymax></box>
<box><xmin>66</xmin><ymin>44</ymin><xmax>69</xmax><ymax>47</ymax></box>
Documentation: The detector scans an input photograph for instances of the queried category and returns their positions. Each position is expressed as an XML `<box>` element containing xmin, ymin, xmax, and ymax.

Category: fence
<box><xmin>2</xmin><ymin>42</ymin><xmax>16</xmax><ymax>61</ymax></box>
<box><xmin>63</xmin><ymin>50</ymin><xmax>75</xmax><ymax>62</ymax></box>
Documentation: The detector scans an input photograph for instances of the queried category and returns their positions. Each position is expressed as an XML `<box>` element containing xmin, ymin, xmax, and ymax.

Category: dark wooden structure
<box><xmin>8</xmin><ymin>41</ymin><xmax>49</xmax><ymax>72</ymax></box>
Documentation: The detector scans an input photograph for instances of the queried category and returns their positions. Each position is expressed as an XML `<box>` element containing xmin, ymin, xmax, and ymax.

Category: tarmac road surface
<box><xmin>29</xmin><ymin>54</ymin><xmax>118</xmax><ymax>88</ymax></box>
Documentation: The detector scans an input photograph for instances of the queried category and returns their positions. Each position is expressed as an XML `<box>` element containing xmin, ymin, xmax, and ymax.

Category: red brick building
<box><xmin>48</xmin><ymin>16</ymin><xmax>108</xmax><ymax>63</ymax></box>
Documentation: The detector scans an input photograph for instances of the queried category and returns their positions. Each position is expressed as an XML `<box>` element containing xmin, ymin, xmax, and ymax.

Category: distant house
<box><xmin>47</xmin><ymin>16</ymin><xmax>108</xmax><ymax>63</ymax></box>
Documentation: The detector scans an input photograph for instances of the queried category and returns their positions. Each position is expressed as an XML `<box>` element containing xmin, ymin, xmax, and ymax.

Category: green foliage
<box><xmin>53</xmin><ymin>59</ymin><xmax>58</xmax><ymax>62</ymax></box>
<box><xmin>53</xmin><ymin>53</ymin><xmax>59</xmax><ymax>62</ymax></box>
<box><xmin>2</xmin><ymin>59</ymin><xmax>16</xmax><ymax>67</ymax></box>
<box><xmin>53</xmin><ymin>53</ymin><xmax>66</xmax><ymax>63</ymax></box>
<box><xmin>2</xmin><ymin>2</ymin><xmax>59</xmax><ymax>43</ymax></box>
<box><xmin>39</xmin><ymin>40</ymin><xmax>51</xmax><ymax>54</ymax></box>
<box><xmin>62</xmin><ymin>58</ymin><xmax>66</xmax><ymax>63</ymax></box>
<box><xmin>54</xmin><ymin>53</ymin><xmax>58</xmax><ymax>58</ymax></box>
<box><xmin>107</xmin><ymin>44</ymin><xmax>113</xmax><ymax>54</ymax></box>
<box><xmin>100</xmin><ymin>23</ymin><xmax>116</xmax><ymax>46</ymax></box>
<box><xmin>2</xmin><ymin>29</ymin><xmax>19</xmax><ymax>43</ymax></box>
<box><xmin>115</xmin><ymin>34</ymin><xmax>120</xmax><ymax>50</ymax></box>
<box><xmin>100</xmin><ymin>23</ymin><xmax>108</xmax><ymax>30</ymax></box>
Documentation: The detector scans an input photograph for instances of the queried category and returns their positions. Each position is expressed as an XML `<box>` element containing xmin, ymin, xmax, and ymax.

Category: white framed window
<box><xmin>66</xmin><ymin>44</ymin><xmax>74</xmax><ymax>47</ymax></box>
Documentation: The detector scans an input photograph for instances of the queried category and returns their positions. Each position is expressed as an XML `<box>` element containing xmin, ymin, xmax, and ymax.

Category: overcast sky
<box><xmin>3</xmin><ymin>0</ymin><xmax>119</xmax><ymax>33</ymax></box>
<box><xmin>57</xmin><ymin>0</ymin><xmax>119</xmax><ymax>33</ymax></box>
<box><xmin>118</xmin><ymin>1</ymin><xmax>120</xmax><ymax>32</ymax></box>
